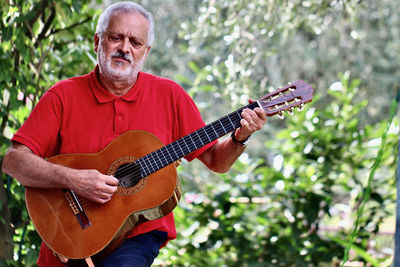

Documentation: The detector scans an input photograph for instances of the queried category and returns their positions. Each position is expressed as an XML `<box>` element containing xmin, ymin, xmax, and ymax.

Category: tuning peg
<box><xmin>297</xmin><ymin>103</ymin><xmax>304</xmax><ymax>111</ymax></box>
<box><xmin>278</xmin><ymin>111</ymin><xmax>285</xmax><ymax>120</ymax></box>
<box><xmin>287</xmin><ymin>108</ymin><xmax>294</xmax><ymax>116</ymax></box>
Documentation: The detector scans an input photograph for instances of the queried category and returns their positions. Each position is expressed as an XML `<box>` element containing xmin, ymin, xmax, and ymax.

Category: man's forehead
<box><xmin>106</xmin><ymin>11</ymin><xmax>149</xmax><ymax>37</ymax></box>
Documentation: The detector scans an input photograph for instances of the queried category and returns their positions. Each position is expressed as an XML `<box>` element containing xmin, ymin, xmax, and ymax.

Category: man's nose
<box><xmin>119</xmin><ymin>38</ymin><xmax>130</xmax><ymax>54</ymax></box>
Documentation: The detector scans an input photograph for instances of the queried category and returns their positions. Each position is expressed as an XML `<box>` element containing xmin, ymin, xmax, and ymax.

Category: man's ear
<box><xmin>94</xmin><ymin>33</ymin><xmax>100</xmax><ymax>53</ymax></box>
<box><xmin>144</xmin><ymin>46</ymin><xmax>151</xmax><ymax>59</ymax></box>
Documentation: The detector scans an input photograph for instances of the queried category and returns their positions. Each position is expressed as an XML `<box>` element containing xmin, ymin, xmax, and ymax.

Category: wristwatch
<box><xmin>230</xmin><ymin>130</ymin><xmax>251</xmax><ymax>147</ymax></box>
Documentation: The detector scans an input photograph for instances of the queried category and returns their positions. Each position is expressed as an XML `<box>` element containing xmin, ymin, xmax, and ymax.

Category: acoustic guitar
<box><xmin>25</xmin><ymin>80</ymin><xmax>313</xmax><ymax>262</ymax></box>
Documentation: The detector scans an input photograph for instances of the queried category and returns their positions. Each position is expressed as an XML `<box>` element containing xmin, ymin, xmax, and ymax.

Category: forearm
<box><xmin>2</xmin><ymin>142</ymin><xmax>119</xmax><ymax>204</ymax></box>
<box><xmin>198</xmin><ymin>136</ymin><xmax>246</xmax><ymax>173</ymax></box>
<box><xmin>2</xmin><ymin>143</ymin><xmax>71</xmax><ymax>189</ymax></box>
<box><xmin>198</xmin><ymin>103</ymin><xmax>267</xmax><ymax>173</ymax></box>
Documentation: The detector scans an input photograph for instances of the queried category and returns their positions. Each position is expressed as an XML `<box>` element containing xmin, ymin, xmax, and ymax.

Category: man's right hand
<box><xmin>68</xmin><ymin>169</ymin><xmax>119</xmax><ymax>204</ymax></box>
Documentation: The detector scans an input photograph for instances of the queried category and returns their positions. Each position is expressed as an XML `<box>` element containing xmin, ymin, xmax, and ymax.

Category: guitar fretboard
<box><xmin>125</xmin><ymin>101</ymin><xmax>260</xmax><ymax>179</ymax></box>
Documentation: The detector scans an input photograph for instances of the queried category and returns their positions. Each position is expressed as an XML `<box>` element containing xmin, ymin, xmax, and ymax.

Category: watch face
<box><xmin>242</xmin><ymin>136</ymin><xmax>251</xmax><ymax>145</ymax></box>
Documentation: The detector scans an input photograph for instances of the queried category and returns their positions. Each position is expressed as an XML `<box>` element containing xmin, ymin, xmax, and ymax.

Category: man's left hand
<box><xmin>234</xmin><ymin>99</ymin><xmax>267</xmax><ymax>141</ymax></box>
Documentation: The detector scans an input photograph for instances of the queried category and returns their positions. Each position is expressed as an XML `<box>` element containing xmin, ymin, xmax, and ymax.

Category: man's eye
<box><xmin>130</xmin><ymin>39</ymin><xmax>141</xmax><ymax>47</ymax></box>
<box><xmin>110</xmin><ymin>36</ymin><xmax>120</xmax><ymax>41</ymax></box>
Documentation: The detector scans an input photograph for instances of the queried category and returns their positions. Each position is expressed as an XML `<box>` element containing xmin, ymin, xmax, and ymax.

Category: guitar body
<box><xmin>25</xmin><ymin>130</ymin><xmax>181</xmax><ymax>260</ymax></box>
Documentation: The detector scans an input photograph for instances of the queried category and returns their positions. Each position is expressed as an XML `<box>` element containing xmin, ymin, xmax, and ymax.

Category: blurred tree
<box><xmin>180</xmin><ymin>0</ymin><xmax>400</xmax><ymax>125</ymax></box>
<box><xmin>159</xmin><ymin>74</ymin><xmax>398</xmax><ymax>266</ymax></box>
<box><xmin>0</xmin><ymin>0</ymin><xmax>98</xmax><ymax>265</ymax></box>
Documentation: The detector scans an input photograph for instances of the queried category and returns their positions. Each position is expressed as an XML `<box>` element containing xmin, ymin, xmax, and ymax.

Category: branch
<box><xmin>24</xmin><ymin>0</ymin><xmax>50</xmax><ymax>39</ymax></box>
<box><xmin>36</xmin><ymin>5</ymin><xmax>56</xmax><ymax>46</ymax></box>
<box><xmin>46</xmin><ymin>16</ymin><xmax>93</xmax><ymax>38</ymax></box>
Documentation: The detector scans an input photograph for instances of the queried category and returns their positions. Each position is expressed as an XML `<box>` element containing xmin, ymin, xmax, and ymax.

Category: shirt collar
<box><xmin>89</xmin><ymin>65</ymin><xmax>140</xmax><ymax>103</ymax></box>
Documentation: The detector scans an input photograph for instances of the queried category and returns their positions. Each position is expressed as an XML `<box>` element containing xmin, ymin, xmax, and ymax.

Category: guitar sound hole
<box><xmin>115</xmin><ymin>163</ymin><xmax>142</xmax><ymax>188</ymax></box>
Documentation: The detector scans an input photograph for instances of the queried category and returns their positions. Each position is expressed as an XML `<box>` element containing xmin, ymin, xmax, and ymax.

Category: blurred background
<box><xmin>1</xmin><ymin>0</ymin><xmax>399</xmax><ymax>266</ymax></box>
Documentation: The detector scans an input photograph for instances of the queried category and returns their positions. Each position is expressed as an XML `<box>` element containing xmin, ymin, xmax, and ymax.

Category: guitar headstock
<box><xmin>258</xmin><ymin>80</ymin><xmax>314</xmax><ymax>118</ymax></box>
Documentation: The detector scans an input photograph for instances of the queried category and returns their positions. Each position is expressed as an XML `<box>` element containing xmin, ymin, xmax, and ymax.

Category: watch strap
<box><xmin>231</xmin><ymin>130</ymin><xmax>251</xmax><ymax>147</ymax></box>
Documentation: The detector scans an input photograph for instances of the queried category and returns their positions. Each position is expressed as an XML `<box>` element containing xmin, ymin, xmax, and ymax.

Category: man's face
<box><xmin>95</xmin><ymin>11</ymin><xmax>150</xmax><ymax>83</ymax></box>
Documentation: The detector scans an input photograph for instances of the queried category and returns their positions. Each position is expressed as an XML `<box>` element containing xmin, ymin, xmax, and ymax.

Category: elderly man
<box><xmin>2</xmin><ymin>2</ymin><xmax>266</xmax><ymax>266</ymax></box>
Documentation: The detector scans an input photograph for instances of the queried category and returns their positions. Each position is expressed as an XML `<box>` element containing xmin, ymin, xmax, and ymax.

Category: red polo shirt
<box><xmin>12</xmin><ymin>66</ymin><xmax>217</xmax><ymax>266</ymax></box>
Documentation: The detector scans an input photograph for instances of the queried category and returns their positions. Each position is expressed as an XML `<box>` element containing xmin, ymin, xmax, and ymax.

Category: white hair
<box><xmin>96</xmin><ymin>1</ymin><xmax>154</xmax><ymax>47</ymax></box>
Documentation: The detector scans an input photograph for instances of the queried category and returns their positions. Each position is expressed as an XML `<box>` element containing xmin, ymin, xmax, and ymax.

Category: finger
<box><xmin>92</xmin><ymin>193</ymin><xmax>113</xmax><ymax>204</ymax></box>
<box><xmin>245</xmin><ymin>108</ymin><xmax>266</xmax><ymax>127</ymax></box>
<box><xmin>241</xmin><ymin>109</ymin><xmax>254</xmax><ymax>122</ymax></box>
<box><xmin>55</xmin><ymin>253</ymin><xmax>69</xmax><ymax>263</ymax></box>
<box><xmin>104</xmin><ymin>175</ymin><xmax>119</xmax><ymax>185</ymax></box>
<box><xmin>242</xmin><ymin>109</ymin><xmax>260</xmax><ymax>127</ymax></box>
<box><xmin>254</xmin><ymin>107</ymin><xmax>267</xmax><ymax>120</ymax></box>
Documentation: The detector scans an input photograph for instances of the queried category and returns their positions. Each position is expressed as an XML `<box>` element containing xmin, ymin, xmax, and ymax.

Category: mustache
<box><xmin>111</xmin><ymin>51</ymin><xmax>133</xmax><ymax>63</ymax></box>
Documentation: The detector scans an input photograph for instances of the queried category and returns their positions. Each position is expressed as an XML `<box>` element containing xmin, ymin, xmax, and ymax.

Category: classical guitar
<box><xmin>25</xmin><ymin>80</ymin><xmax>313</xmax><ymax>262</ymax></box>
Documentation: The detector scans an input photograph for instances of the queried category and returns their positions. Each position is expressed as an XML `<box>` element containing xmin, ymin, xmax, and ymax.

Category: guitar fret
<box><xmin>202</xmin><ymin>127</ymin><xmax>212</xmax><ymax>143</ymax></box>
<box><xmin>227</xmin><ymin>116</ymin><xmax>235</xmax><ymax>130</ymax></box>
<box><xmin>176</xmin><ymin>140</ymin><xmax>186</xmax><ymax>156</ymax></box>
<box><xmin>212</xmin><ymin>121</ymin><xmax>225</xmax><ymax>136</ymax></box>
<box><xmin>182</xmin><ymin>136</ymin><xmax>191</xmax><ymax>153</ymax></box>
<box><xmin>144</xmin><ymin>157</ymin><xmax>152</xmax><ymax>176</ymax></box>
<box><xmin>235</xmin><ymin>110</ymin><xmax>242</xmax><ymax>125</ymax></box>
<box><xmin>144</xmin><ymin>156</ymin><xmax>154</xmax><ymax>174</ymax></box>
<box><xmin>195</xmin><ymin>131</ymin><xmax>204</xmax><ymax>146</ymax></box>
<box><xmin>188</xmin><ymin>134</ymin><xmax>198</xmax><ymax>150</ymax></box>
<box><xmin>221</xmin><ymin>117</ymin><xmax>233</xmax><ymax>133</ymax></box>
<box><xmin>149</xmin><ymin>153</ymin><xmax>158</xmax><ymax>171</ymax></box>
<box><xmin>154</xmin><ymin>151</ymin><xmax>163</xmax><ymax>170</ymax></box>
<box><xmin>159</xmin><ymin>148</ymin><xmax>168</xmax><ymax>166</ymax></box>
<box><xmin>162</xmin><ymin>146</ymin><xmax>173</xmax><ymax>163</ymax></box>
<box><xmin>209</xmin><ymin>124</ymin><xmax>218</xmax><ymax>139</ymax></box>
<box><xmin>168</xmin><ymin>144</ymin><xmax>179</xmax><ymax>161</ymax></box>
<box><xmin>173</xmin><ymin>142</ymin><xmax>184</xmax><ymax>159</ymax></box>
<box><xmin>218</xmin><ymin>120</ymin><xmax>228</xmax><ymax>135</ymax></box>
<box><xmin>166</xmin><ymin>144</ymin><xmax>175</xmax><ymax>162</ymax></box>
<box><xmin>136</xmin><ymin>159</ymin><xmax>148</xmax><ymax>177</ymax></box>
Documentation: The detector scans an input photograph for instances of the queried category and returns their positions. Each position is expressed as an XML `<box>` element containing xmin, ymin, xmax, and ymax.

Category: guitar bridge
<box><xmin>64</xmin><ymin>190</ymin><xmax>92</xmax><ymax>229</ymax></box>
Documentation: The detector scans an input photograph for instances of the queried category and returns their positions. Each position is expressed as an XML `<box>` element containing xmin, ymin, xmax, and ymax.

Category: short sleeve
<box><xmin>12</xmin><ymin>90</ymin><xmax>62</xmax><ymax>158</ymax></box>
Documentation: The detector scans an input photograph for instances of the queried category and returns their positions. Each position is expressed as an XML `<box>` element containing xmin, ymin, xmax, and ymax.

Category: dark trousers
<box><xmin>99</xmin><ymin>231</ymin><xmax>168</xmax><ymax>267</ymax></box>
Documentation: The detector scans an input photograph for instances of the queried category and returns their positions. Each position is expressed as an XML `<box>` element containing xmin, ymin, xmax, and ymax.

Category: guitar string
<box><xmin>115</xmin><ymin>117</ymin><xmax>238</xmax><ymax>183</ymax></box>
<box><xmin>113</xmin><ymin>102</ymin><xmax>260</xmax><ymax>184</ymax></box>
<box><xmin>113</xmin><ymin>102</ymin><xmax>261</xmax><ymax>182</ymax></box>
<box><xmin>114</xmin><ymin>113</ymin><xmax>244</xmax><ymax>183</ymax></box>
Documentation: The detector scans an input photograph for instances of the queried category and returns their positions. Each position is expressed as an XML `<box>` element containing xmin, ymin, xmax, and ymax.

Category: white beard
<box><xmin>97</xmin><ymin>44</ymin><xmax>146</xmax><ymax>84</ymax></box>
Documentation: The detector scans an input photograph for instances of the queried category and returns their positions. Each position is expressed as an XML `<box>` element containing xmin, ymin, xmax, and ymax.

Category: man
<box><xmin>2</xmin><ymin>2</ymin><xmax>266</xmax><ymax>266</ymax></box>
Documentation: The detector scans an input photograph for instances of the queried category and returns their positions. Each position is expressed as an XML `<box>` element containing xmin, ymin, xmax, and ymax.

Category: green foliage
<box><xmin>181</xmin><ymin>0</ymin><xmax>400</xmax><ymax>124</ymax></box>
<box><xmin>159</xmin><ymin>74</ymin><xmax>398</xmax><ymax>266</ymax></box>
<box><xmin>0</xmin><ymin>0</ymin><xmax>97</xmax><ymax>265</ymax></box>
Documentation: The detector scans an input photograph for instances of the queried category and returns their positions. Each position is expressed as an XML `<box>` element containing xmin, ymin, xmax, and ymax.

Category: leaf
<box><xmin>2</xmin><ymin>26</ymin><xmax>13</xmax><ymax>41</ymax></box>
<box><xmin>327</xmin><ymin>235</ymin><xmax>381</xmax><ymax>267</ymax></box>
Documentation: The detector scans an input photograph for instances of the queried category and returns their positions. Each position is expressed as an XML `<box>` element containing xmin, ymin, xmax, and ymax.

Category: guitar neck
<box><xmin>134</xmin><ymin>101</ymin><xmax>260</xmax><ymax>178</ymax></box>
